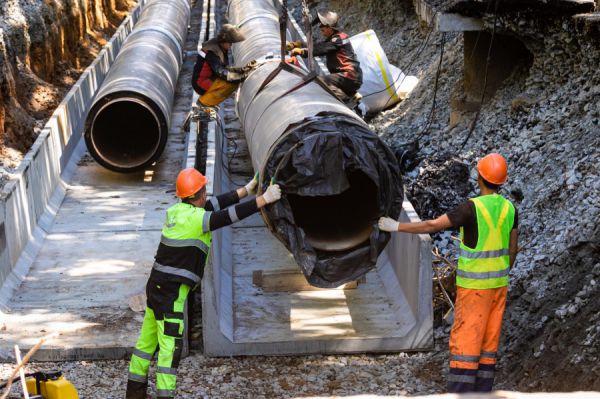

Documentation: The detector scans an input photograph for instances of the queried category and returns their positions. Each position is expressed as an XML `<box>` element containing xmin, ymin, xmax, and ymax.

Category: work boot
<box><xmin>125</xmin><ymin>379</ymin><xmax>148</xmax><ymax>399</ymax></box>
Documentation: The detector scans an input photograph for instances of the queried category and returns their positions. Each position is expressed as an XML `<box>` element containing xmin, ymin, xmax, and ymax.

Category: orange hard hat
<box><xmin>477</xmin><ymin>153</ymin><xmax>508</xmax><ymax>185</ymax></box>
<box><xmin>176</xmin><ymin>168</ymin><xmax>207</xmax><ymax>198</ymax></box>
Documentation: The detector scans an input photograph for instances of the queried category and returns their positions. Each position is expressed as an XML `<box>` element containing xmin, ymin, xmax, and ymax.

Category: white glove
<box><xmin>262</xmin><ymin>184</ymin><xmax>281</xmax><ymax>204</ymax></box>
<box><xmin>244</xmin><ymin>173</ymin><xmax>258</xmax><ymax>195</ymax></box>
<box><xmin>378</xmin><ymin>217</ymin><xmax>399</xmax><ymax>232</ymax></box>
<box><xmin>226</xmin><ymin>70</ymin><xmax>245</xmax><ymax>82</ymax></box>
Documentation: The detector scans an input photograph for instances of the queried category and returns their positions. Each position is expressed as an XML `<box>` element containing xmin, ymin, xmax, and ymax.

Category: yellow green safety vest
<box><xmin>457</xmin><ymin>194</ymin><xmax>515</xmax><ymax>289</ymax></box>
<box><xmin>153</xmin><ymin>202</ymin><xmax>212</xmax><ymax>285</ymax></box>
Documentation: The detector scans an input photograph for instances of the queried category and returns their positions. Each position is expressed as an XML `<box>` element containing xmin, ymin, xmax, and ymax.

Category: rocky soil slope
<box><xmin>0</xmin><ymin>0</ymin><xmax>135</xmax><ymax>179</ymax></box>
<box><xmin>302</xmin><ymin>0</ymin><xmax>600</xmax><ymax>391</ymax></box>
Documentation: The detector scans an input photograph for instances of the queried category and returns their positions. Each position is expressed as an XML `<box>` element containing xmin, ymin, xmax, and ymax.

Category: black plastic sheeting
<box><xmin>260</xmin><ymin>113</ymin><xmax>403</xmax><ymax>288</ymax></box>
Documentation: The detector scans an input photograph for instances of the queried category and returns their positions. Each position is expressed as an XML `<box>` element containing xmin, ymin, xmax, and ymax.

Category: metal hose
<box><xmin>84</xmin><ymin>0</ymin><xmax>190</xmax><ymax>173</ymax></box>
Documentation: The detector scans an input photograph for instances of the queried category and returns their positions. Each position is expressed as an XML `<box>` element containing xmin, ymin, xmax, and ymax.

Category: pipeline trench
<box><xmin>0</xmin><ymin>0</ymin><xmax>205</xmax><ymax>360</ymax></box>
<box><xmin>2</xmin><ymin>0</ymin><xmax>599</xmax><ymax>397</ymax></box>
<box><xmin>0</xmin><ymin>0</ymin><xmax>432</xmax><ymax>362</ymax></box>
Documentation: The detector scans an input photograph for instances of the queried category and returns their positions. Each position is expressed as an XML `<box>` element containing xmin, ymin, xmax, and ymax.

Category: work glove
<box><xmin>286</xmin><ymin>40</ymin><xmax>302</xmax><ymax>51</ymax></box>
<box><xmin>226</xmin><ymin>70</ymin><xmax>246</xmax><ymax>82</ymax></box>
<box><xmin>244</xmin><ymin>59</ymin><xmax>258</xmax><ymax>71</ymax></box>
<box><xmin>262</xmin><ymin>184</ymin><xmax>282</xmax><ymax>204</ymax></box>
<box><xmin>291</xmin><ymin>48</ymin><xmax>305</xmax><ymax>57</ymax></box>
<box><xmin>244</xmin><ymin>173</ymin><xmax>259</xmax><ymax>195</ymax></box>
<box><xmin>378</xmin><ymin>217</ymin><xmax>399</xmax><ymax>232</ymax></box>
<box><xmin>227</xmin><ymin>65</ymin><xmax>245</xmax><ymax>73</ymax></box>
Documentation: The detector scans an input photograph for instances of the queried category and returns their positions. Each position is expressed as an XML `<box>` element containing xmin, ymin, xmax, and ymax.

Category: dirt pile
<box><xmin>0</xmin><ymin>0</ymin><xmax>135</xmax><ymax>175</ymax></box>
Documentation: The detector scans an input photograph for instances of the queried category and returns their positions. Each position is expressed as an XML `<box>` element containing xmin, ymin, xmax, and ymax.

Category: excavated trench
<box><xmin>0</xmin><ymin>0</ymin><xmax>136</xmax><ymax>173</ymax></box>
<box><xmin>1</xmin><ymin>0</ymin><xmax>599</xmax><ymax>394</ymax></box>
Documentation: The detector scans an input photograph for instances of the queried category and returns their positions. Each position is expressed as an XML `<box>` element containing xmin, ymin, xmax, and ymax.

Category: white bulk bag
<box><xmin>349</xmin><ymin>30</ymin><xmax>419</xmax><ymax>113</ymax></box>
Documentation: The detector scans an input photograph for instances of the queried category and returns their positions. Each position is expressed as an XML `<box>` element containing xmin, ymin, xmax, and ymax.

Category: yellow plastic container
<box><xmin>25</xmin><ymin>375</ymin><xmax>79</xmax><ymax>399</ymax></box>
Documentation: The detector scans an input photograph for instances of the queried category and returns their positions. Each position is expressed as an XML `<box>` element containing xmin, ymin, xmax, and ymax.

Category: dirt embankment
<box><xmin>0</xmin><ymin>0</ymin><xmax>136</xmax><ymax>172</ymax></box>
<box><xmin>296</xmin><ymin>0</ymin><xmax>600</xmax><ymax>391</ymax></box>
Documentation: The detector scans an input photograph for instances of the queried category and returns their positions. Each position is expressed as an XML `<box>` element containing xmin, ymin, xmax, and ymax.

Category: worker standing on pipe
<box><xmin>192</xmin><ymin>24</ymin><xmax>253</xmax><ymax>107</ymax></box>
<box><xmin>126</xmin><ymin>169</ymin><xmax>281</xmax><ymax>399</ymax></box>
<box><xmin>288</xmin><ymin>11</ymin><xmax>363</xmax><ymax>103</ymax></box>
<box><xmin>378</xmin><ymin>153</ymin><xmax>518</xmax><ymax>393</ymax></box>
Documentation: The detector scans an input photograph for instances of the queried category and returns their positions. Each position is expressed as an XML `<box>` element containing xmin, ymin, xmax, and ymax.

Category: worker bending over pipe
<box><xmin>288</xmin><ymin>10</ymin><xmax>363</xmax><ymax>103</ymax></box>
<box><xmin>192</xmin><ymin>24</ymin><xmax>257</xmax><ymax>107</ymax></box>
<box><xmin>379</xmin><ymin>153</ymin><xmax>519</xmax><ymax>393</ymax></box>
<box><xmin>126</xmin><ymin>169</ymin><xmax>281</xmax><ymax>399</ymax></box>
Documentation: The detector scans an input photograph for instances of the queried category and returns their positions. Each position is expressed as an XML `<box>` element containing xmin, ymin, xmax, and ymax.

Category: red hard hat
<box><xmin>477</xmin><ymin>153</ymin><xmax>508</xmax><ymax>185</ymax></box>
<box><xmin>176</xmin><ymin>168</ymin><xmax>207</xmax><ymax>198</ymax></box>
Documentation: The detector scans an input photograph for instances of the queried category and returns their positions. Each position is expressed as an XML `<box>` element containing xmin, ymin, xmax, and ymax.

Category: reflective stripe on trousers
<box><xmin>153</xmin><ymin>262</ymin><xmax>201</xmax><ymax>284</ymax></box>
<box><xmin>127</xmin><ymin>284</ymin><xmax>189</xmax><ymax>398</ymax></box>
<box><xmin>448</xmin><ymin>286</ymin><xmax>507</xmax><ymax>393</ymax></box>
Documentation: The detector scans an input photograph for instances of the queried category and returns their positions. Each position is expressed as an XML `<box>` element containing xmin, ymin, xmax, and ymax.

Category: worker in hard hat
<box><xmin>288</xmin><ymin>11</ymin><xmax>363</xmax><ymax>103</ymax></box>
<box><xmin>378</xmin><ymin>153</ymin><xmax>518</xmax><ymax>393</ymax></box>
<box><xmin>192</xmin><ymin>24</ymin><xmax>253</xmax><ymax>107</ymax></box>
<box><xmin>126</xmin><ymin>169</ymin><xmax>281</xmax><ymax>399</ymax></box>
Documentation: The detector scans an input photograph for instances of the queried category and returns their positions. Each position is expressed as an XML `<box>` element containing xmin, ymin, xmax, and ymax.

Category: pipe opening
<box><xmin>287</xmin><ymin>171</ymin><xmax>379</xmax><ymax>252</ymax></box>
<box><xmin>89</xmin><ymin>98</ymin><xmax>162</xmax><ymax>171</ymax></box>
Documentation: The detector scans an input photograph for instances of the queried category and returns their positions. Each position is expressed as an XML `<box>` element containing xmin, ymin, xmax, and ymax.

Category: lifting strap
<box><xmin>302</xmin><ymin>0</ymin><xmax>314</xmax><ymax>71</ymax></box>
<box><xmin>254</xmin><ymin>0</ymin><xmax>293</xmax><ymax>95</ymax></box>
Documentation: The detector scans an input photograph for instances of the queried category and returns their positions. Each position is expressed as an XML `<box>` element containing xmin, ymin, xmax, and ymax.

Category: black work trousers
<box><xmin>321</xmin><ymin>73</ymin><xmax>361</xmax><ymax>102</ymax></box>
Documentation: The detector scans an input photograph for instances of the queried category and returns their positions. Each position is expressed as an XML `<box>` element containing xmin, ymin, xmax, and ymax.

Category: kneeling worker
<box><xmin>192</xmin><ymin>24</ymin><xmax>250</xmax><ymax>107</ymax></box>
<box><xmin>126</xmin><ymin>169</ymin><xmax>281</xmax><ymax>398</ymax></box>
<box><xmin>378</xmin><ymin>153</ymin><xmax>518</xmax><ymax>394</ymax></box>
<box><xmin>289</xmin><ymin>11</ymin><xmax>363</xmax><ymax>103</ymax></box>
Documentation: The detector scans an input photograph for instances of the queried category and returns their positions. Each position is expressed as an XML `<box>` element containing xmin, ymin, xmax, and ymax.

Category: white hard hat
<box><xmin>317</xmin><ymin>10</ymin><xmax>339</xmax><ymax>28</ymax></box>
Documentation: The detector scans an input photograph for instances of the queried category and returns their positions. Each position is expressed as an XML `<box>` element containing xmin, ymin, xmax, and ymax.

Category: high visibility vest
<box><xmin>152</xmin><ymin>202</ymin><xmax>212</xmax><ymax>286</ymax></box>
<box><xmin>457</xmin><ymin>194</ymin><xmax>515</xmax><ymax>289</ymax></box>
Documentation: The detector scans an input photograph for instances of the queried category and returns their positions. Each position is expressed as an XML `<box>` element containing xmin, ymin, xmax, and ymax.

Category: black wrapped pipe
<box><xmin>230</xmin><ymin>0</ymin><xmax>403</xmax><ymax>287</ymax></box>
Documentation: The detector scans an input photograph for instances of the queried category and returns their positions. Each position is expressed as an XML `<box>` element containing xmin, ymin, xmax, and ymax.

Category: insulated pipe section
<box><xmin>229</xmin><ymin>0</ymin><xmax>403</xmax><ymax>287</ymax></box>
<box><xmin>84</xmin><ymin>0</ymin><xmax>190</xmax><ymax>172</ymax></box>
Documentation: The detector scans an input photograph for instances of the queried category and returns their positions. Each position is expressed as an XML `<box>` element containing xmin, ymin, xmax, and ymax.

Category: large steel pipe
<box><xmin>229</xmin><ymin>0</ymin><xmax>403</xmax><ymax>287</ymax></box>
<box><xmin>84</xmin><ymin>0</ymin><xmax>190</xmax><ymax>172</ymax></box>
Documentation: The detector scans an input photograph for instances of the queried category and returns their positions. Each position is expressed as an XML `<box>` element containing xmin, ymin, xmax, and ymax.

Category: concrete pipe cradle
<box><xmin>84</xmin><ymin>0</ymin><xmax>190</xmax><ymax>173</ymax></box>
<box><xmin>228</xmin><ymin>0</ymin><xmax>403</xmax><ymax>287</ymax></box>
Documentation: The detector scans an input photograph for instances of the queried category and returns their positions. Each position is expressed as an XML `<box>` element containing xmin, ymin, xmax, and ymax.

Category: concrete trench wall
<box><xmin>0</xmin><ymin>0</ymin><xmax>147</xmax><ymax>302</ymax></box>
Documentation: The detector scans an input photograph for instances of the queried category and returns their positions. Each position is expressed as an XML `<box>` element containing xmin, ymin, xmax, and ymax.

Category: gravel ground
<box><xmin>0</xmin><ymin>331</ymin><xmax>448</xmax><ymax>398</ymax></box>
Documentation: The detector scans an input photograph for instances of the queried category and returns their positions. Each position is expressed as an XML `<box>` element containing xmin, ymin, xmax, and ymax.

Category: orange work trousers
<box><xmin>198</xmin><ymin>79</ymin><xmax>239</xmax><ymax>107</ymax></box>
<box><xmin>448</xmin><ymin>286</ymin><xmax>507</xmax><ymax>393</ymax></box>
